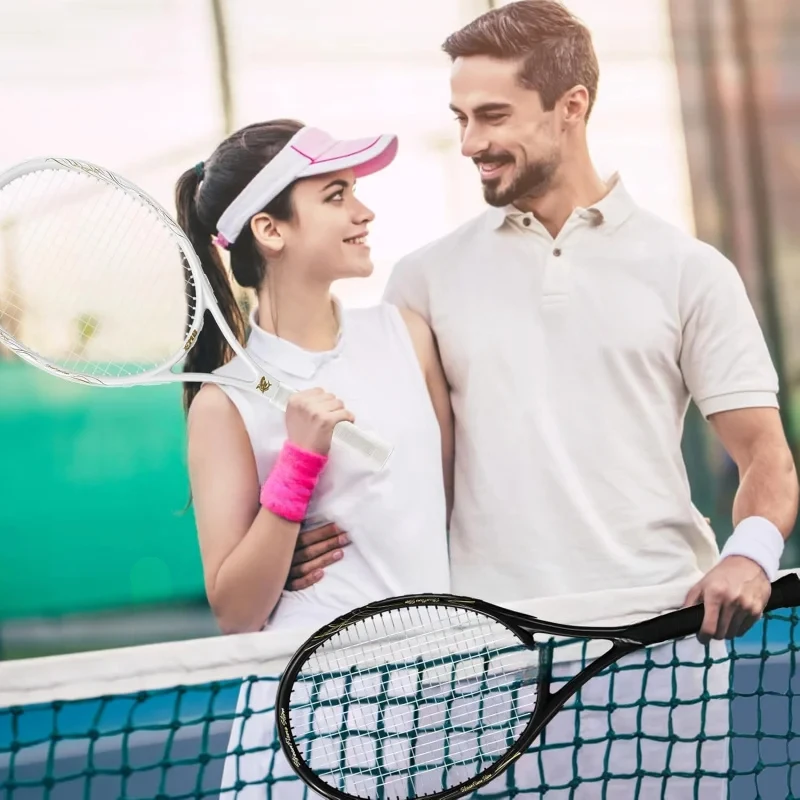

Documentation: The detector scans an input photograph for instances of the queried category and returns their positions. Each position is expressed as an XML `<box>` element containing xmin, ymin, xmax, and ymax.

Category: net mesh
<box><xmin>1</xmin><ymin>573</ymin><xmax>798</xmax><ymax>800</ymax></box>
<box><xmin>0</xmin><ymin>163</ymin><xmax>194</xmax><ymax>377</ymax></box>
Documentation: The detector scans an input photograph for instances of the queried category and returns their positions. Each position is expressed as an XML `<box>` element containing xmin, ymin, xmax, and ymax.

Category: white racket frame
<box><xmin>0</xmin><ymin>157</ymin><xmax>393</xmax><ymax>468</ymax></box>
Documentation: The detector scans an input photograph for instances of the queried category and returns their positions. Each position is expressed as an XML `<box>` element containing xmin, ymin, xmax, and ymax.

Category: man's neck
<box><xmin>512</xmin><ymin>157</ymin><xmax>610</xmax><ymax>239</ymax></box>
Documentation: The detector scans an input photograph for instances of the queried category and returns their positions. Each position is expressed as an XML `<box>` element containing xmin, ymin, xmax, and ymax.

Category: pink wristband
<box><xmin>260</xmin><ymin>441</ymin><xmax>328</xmax><ymax>522</ymax></box>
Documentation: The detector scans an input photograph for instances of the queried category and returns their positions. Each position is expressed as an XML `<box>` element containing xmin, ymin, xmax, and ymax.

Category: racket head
<box><xmin>275</xmin><ymin>594</ymin><xmax>549</xmax><ymax>800</ymax></box>
<box><xmin>0</xmin><ymin>157</ymin><xmax>209</xmax><ymax>385</ymax></box>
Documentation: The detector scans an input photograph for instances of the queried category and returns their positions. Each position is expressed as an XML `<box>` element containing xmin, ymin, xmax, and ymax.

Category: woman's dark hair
<box><xmin>175</xmin><ymin>119</ymin><xmax>304</xmax><ymax>411</ymax></box>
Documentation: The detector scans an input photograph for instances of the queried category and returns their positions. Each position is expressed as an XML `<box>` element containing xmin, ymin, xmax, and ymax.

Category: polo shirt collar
<box><xmin>486</xmin><ymin>172</ymin><xmax>635</xmax><ymax>232</ymax></box>
<box><xmin>246</xmin><ymin>298</ymin><xmax>345</xmax><ymax>379</ymax></box>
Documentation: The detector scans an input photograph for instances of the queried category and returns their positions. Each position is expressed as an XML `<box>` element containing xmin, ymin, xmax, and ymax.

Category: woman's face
<box><xmin>255</xmin><ymin>168</ymin><xmax>377</xmax><ymax>284</ymax></box>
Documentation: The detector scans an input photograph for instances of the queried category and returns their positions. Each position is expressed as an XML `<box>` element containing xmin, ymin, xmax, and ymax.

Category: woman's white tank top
<box><xmin>212</xmin><ymin>300</ymin><xmax>451</xmax><ymax>632</ymax></box>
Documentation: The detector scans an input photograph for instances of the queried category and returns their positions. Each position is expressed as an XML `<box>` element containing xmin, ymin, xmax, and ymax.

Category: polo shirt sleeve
<box><xmin>382</xmin><ymin>251</ymin><xmax>431</xmax><ymax>323</ymax></box>
<box><xmin>679</xmin><ymin>242</ymin><xmax>779</xmax><ymax>418</ymax></box>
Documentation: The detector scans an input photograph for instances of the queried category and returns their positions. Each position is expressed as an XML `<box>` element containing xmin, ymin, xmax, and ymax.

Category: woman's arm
<box><xmin>399</xmin><ymin>308</ymin><xmax>455</xmax><ymax>525</ymax></box>
<box><xmin>187</xmin><ymin>384</ymin><xmax>352</xmax><ymax>634</ymax></box>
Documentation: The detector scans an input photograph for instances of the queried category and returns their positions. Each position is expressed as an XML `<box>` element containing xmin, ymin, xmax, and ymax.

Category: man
<box><xmin>389</xmin><ymin>1</ymin><xmax>797</xmax><ymax>795</ymax></box>
<box><xmin>295</xmin><ymin>0</ymin><xmax>797</xmax><ymax>645</ymax></box>
<box><xmin>287</xmin><ymin>1</ymin><xmax>797</xmax><ymax>795</ymax></box>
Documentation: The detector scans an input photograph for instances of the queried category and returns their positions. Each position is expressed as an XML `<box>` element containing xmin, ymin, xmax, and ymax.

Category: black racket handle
<box><xmin>628</xmin><ymin>571</ymin><xmax>800</xmax><ymax>647</ymax></box>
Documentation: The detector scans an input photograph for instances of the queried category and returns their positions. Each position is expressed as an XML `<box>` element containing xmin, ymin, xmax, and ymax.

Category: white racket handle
<box><xmin>267</xmin><ymin>383</ymin><xmax>393</xmax><ymax>469</ymax></box>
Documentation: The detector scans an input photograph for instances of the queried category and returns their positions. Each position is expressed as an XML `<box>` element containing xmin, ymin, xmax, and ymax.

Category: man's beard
<box><xmin>480</xmin><ymin>155</ymin><xmax>559</xmax><ymax>207</ymax></box>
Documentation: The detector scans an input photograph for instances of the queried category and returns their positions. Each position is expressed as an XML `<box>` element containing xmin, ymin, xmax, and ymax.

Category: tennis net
<box><xmin>1</xmin><ymin>572</ymin><xmax>798</xmax><ymax>800</ymax></box>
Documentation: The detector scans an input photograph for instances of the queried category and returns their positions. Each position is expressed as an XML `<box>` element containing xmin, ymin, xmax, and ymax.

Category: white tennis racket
<box><xmin>0</xmin><ymin>157</ymin><xmax>393</xmax><ymax>468</ymax></box>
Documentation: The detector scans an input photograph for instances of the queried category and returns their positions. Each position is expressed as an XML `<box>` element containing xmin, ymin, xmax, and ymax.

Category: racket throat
<box><xmin>528</xmin><ymin>640</ymin><xmax>554</xmax><ymax>727</ymax></box>
<box><xmin>536</xmin><ymin>641</ymin><xmax>638</xmax><ymax>736</ymax></box>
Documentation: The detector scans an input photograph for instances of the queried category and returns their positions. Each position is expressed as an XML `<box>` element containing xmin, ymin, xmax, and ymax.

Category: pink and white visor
<box><xmin>214</xmin><ymin>126</ymin><xmax>398</xmax><ymax>248</ymax></box>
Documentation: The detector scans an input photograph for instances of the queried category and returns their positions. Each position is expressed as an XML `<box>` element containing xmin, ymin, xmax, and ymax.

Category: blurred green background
<box><xmin>0</xmin><ymin>364</ymin><xmax>200</xmax><ymax>620</ymax></box>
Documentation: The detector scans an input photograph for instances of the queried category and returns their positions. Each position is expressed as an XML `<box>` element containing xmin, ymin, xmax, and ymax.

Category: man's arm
<box><xmin>684</xmin><ymin>407</ymin><xmax>798</xmax><ymax>642</ymax></box>
<box><xmin>382</xmin><ymin>251</ymin><xmax>431</xmax><ymax>320</ymax></box>
<box><xmin>711</xmin><ymin>408</ymin><xmax>797</xmax><ymax>537</ymax></box>
<box><xmin>399</xmin><ymin>308</ymin><xmax>455</xmax><ymax>524</ymax></box>
<box><xmin>677</xmin><ymin>242</ymin><xmax>797</xmax><ymax>640</ymax></box>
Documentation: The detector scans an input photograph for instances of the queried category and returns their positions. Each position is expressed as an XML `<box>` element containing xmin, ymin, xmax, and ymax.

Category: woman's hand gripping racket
<box><xmin>276</xmin><ymin>571</ymin><xmax>800</xmax><ymax>800</ymax></box>
<box><xmin>0</xmin><ymin>157</ymin><xmax>392</xmax><ymax>468</ymax></box>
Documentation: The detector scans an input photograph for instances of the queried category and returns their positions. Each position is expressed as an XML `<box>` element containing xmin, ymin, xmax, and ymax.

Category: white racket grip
<box><xmin>332</xmin><ymin>420</ymin><xmax>393</xmax><ymax>468</ymax></box>
<box><xmin>267</xmin><ymin>383</ymin><xmax>393</xmax><ymax>470</ymax></box>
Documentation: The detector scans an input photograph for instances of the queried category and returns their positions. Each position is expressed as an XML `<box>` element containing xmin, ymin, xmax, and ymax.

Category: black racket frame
<box><xmin>276</xmin><ymin>573</ymin><xmax>800</xmax><ymax>800</ymax></box>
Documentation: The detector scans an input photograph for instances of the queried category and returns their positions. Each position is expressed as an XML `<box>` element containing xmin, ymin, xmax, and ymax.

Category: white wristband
<box><xmin>719</xmin><ymin>516</ymin><xmax>785</xmax><ymax>581</ymax></box>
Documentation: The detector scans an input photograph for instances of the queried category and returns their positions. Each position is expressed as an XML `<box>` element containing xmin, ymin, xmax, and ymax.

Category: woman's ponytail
<box><xmin>172</xmin><ymin>119</ymin><xmax>304</xmax><ymax>412</ymax></box>
<box><xmin>174</xmin><ymin>167</ymin><xmax>246</xmax><ymax>413</ymax></box>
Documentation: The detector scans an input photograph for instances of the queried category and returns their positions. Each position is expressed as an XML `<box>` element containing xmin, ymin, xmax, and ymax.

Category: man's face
<box><xmin>449</xmin><ymin>55</ymin><xmax>563</xmax><ymax>207</ymax></box>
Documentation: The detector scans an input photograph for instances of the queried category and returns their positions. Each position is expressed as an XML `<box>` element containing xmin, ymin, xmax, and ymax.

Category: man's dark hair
<box><xmin>442</xmin><ymin>0</ymin><xmax>599</xmax><ymax>121</ymax></box>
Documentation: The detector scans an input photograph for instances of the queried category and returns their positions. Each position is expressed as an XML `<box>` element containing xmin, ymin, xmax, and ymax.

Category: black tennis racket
<box><xmin>275</xmin><ymin>571</ymin><xmax>800</xmax><ymax>800</ymax></box>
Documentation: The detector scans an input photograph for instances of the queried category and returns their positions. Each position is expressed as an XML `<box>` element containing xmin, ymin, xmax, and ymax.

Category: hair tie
<box><xmin>194</xmin><ymin>161</ymin><xmax>205</xmax><ymax>180</ymax></box>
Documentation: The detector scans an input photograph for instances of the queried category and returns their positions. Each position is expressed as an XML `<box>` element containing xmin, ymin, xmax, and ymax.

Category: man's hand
<box><xmin>284</xmin><ymin>523</ymin><xmax>350</xmax><ymax>591</ymax></box>
<box><xmin>683</xmin><ymin>556</ymin><xmax>772</xmax><ymax>643</ymax></box>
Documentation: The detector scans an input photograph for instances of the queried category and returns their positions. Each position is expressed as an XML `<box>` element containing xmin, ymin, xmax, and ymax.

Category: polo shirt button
<box><xmin>552</xmin><ymin>247</ymin><xmax>562</xmax><ymax>257</ymax></box>
<box><xmin>523</xmin><ymin>217</ymin><xmax>531</xmax><ymax>227</ymax></box>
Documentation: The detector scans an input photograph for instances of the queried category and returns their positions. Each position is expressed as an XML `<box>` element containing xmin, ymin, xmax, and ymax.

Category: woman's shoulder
<box><xmin>186</xmin><ymin>383</ymin><xmax>241</xmax><ymax>433</ymax></box>
<box><xmin>343</xmin><ymin>301</ymin><xmax>428</xmax><ymax>337</ymax></box>
<box><xmin>343</xmin><ymin>303</ymin><xmax>434</xmax><ymax>379</ymax></box>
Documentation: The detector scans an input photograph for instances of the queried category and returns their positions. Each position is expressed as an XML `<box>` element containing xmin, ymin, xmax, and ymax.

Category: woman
<box><xmin>174</xmin><ymin>119</ymin><xmax>453</xmax><ymax>797</ymax></box>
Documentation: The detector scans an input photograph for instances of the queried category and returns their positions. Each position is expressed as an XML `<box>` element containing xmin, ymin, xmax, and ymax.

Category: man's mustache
<box><xmin>472</xmin><ymin>152</ymin><xmax>514</xmax><ymax>165</ymax></box>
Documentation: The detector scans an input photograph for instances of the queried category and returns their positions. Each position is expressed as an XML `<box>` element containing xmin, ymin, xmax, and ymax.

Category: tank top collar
<box><xmin>246</xmin><ymin>297</ymin><xmax>345</xmax><ymax>379</ymax></box>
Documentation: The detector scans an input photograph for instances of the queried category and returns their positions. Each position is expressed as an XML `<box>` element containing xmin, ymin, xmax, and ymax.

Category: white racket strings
<box><xmin>287</xmin><ymin>605</ymin><xmax>541</xmax><ymax>798</ymax></box>
<box><xmin>0</xmin><ymin>167</ymin><xmax>194</xmax><ymax>377</ymax></box>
